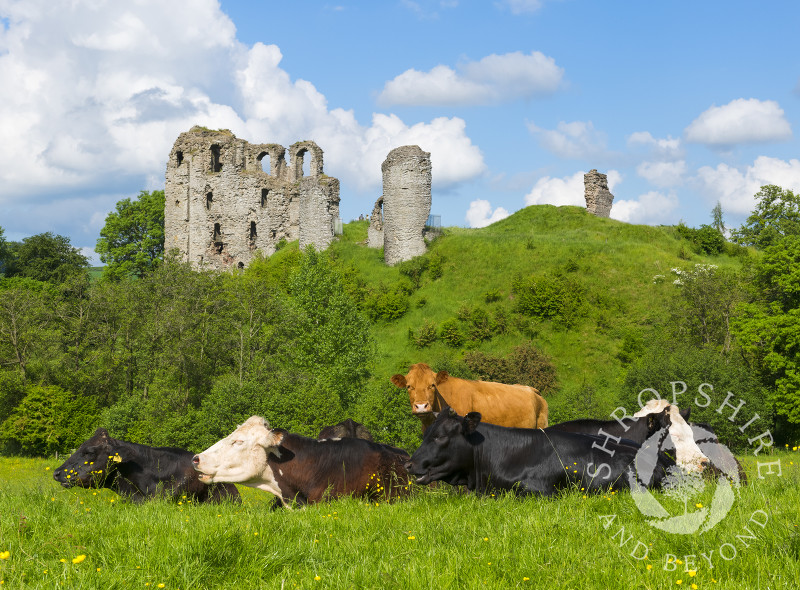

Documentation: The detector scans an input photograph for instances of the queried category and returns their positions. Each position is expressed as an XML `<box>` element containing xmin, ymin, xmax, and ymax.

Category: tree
<box><xmin>0</xmin><ymin>226</ymin><xmax>11</xmax><ymax>277</ymax></box>
<box><xmin>96</xmin><ymin>189</ymin><xmax>165</xmax><ymax>280</ymax></box>
<box><xmin>734</xmin><ymin>234</ymin><xmax>800</xmax><ymax>424</ymax></box>
<box><xmin>731</xmin><ymin>185</ymin><xmax>800</xmax><ymax>249</ymax></box>
<box><xmin>711</xmin><ymin>201</ymin><xmax>725</xmax><ymax>234</ymax></box>
<box><xmin>9</xmin><ymin>232</ymin><xmax>89</xmax><ymax>283</ymax></box>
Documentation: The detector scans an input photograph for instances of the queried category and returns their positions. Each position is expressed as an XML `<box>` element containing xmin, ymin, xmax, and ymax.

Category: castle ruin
<box><xmin>584</xmin><ymin>169</ymin><xmax>614</xmax><ymax>217</ymax></box>
<box><xmin>164</xmin><ymin>127</ymin><xmax>340</xmax><ymax>270</ymax></box>
<box><xmin>369</xmin><ymin>145</ymin><xmax>432</xmax><ymax>265</ymax></box>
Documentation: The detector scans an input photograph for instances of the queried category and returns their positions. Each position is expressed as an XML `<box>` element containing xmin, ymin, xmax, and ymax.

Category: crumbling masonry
<box><xmin>369</xmin><ymin>145</ymin><xmax>432</xmax><ymax>265</ymax></box>
<box><xmin>164</xmin><ymin>127</ymin><xmax>340</xmax><ymax>270</ymax></box>
<box><xmin>584</xmin><ymin>169</ymin><xmax>614</xmax><ymax>217</ymax></box>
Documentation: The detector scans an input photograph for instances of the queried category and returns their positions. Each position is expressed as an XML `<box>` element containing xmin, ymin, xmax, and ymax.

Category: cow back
<box><xmin>436</xmin><ymin>377</ymin><xmax>547</xmax><ymax>429</ymax></box>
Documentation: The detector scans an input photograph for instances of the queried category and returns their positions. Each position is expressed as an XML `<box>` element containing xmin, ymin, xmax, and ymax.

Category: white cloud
<box><xmin>524</xmin><ymin>169</ymin><xmax>622</xmax><ymax>208</ymax></box>
<box><xmin>627</xmin><ymin>131</ymin><xmax>683</xmax><ymax>160</ymax></box>
<box><xmin>378</xmin><ymin>51</ymin><xmax>563</xmax><ymax>106</ymax></box>
<box><xmin>636</xmin><ymin>160</ymin><xmax>687</xmax><ymax>188</ymax></box>
<box><xmin>0</xmin><ymin>0</ymin><xmax>486</xmax><ymax>231</ymax></box>
<box><xmin>528</xmin><ymin>120</ymin><xmax>607</xmax><ymax>159</ymax></box>
<box><xmin>694</xmin><ymin>156</ymin><xmax>800</xmax><ymax>216</ymax></box>
<box><xmin>684</xmin><ymin>98</ymin><xmax>792</xmax><ymax>146</ymax></box>
<box><xmin>466</xmin><ymin>199</ymin><xmax>510</xmax><ymax>227</ymax></box>
<box><xmin>611</xmin><ymin>191</ymin><xmax>679</xmax><ymax>225</ymax></box>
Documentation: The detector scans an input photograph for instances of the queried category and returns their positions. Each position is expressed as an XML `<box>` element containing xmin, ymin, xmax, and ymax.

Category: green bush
<box><xmin>462</xmin><ymin>341</ymin><xmax>557</xmax><ymax>395</ymax></box>
<box><xmin>439</xmin><ymin>318</ymin><xmax>465</xmax><ymax>348</ymax></box>
<box><xmin>512</xmin><ymin>272</ymin><xmax>585</xmax><ymax>327</ymax></box>
<box><xmin>408</xmin><ymin>321</ymin><xmax>438</xmax><ymax>349</ymax></box>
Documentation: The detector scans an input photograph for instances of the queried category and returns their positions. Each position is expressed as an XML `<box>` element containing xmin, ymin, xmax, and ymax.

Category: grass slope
<box><xmin>330</xmin><ymin>205</ymin><xmax>745</xmax><ymax>420</ymax></box>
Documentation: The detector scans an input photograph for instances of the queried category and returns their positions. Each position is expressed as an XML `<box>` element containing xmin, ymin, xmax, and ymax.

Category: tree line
<box><xmin>0</xmin><ymin>186</ymin><xmax>799</xmax><ymax>455</ymax></box>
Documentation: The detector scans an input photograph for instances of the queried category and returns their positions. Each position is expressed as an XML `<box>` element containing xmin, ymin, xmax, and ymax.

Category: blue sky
<box><xmin>1</xmin><ymin>0</ymin><xmax>799</xmax><ymax>264</ymax></box>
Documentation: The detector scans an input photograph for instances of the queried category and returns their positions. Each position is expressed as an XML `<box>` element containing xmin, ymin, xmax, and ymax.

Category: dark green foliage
<box><xmin>0</xmin><ymin>384</ymin><xmax>98</xmax><ymax>455</ymax></box>
<box><xmin>351</xmin><ymin>380</ymin><xmax>422</xmax><ymax>451</ymax></box>
<box><xmin>512</xmin><ymin>272</ymin><xmax>585</xmax><ymax>327</ymax></box>
<box><xmin>428</xmin><ymin>253</ymin><xmax>445</xmax><ymax>280</ymax></box>
<box><xmin>96</xmin><ymin>190</ymin><xmax>165</xmax><ymax>280</ymax></box>
<box><xmin>6</xmin><ymin>232</ymin><xmax>89</xmax><ymax>283</ymax></box>
<box><xmin>0</xmin><ymin>226</ymin><xmax>10</xmax><ymax>277</ymax></box>
<box><xmin>622</xmin><ymin>341</ymin><xmax>772</xmax><ymax>453</ymax></box>
<box><xmin>731</xmin><ymin>184</ymin><xmax>800</xmax><ymax>249</ymax></box>
<box><xmin>398</xmin><ymin>256</ymin><xmax>429</xmax><ymax>288</ymax></box>
<box><xmin>483</xmin><ymin>289</ymin><xmax>502</xmax><ymax>303</ymax></box>
<box><xmin>674</xmin><ymin>222</ymin><xmax>725</xmax><ymax>255</ymax></box>
<box><xmin>408</xmin><ymin>321</ymin><xmax>438</xmax><ymax>348</ymax></box>
<box><xmin>461</xmin><ymin>341</ymin><xmax>557</xmax><ymax>395</ymax></box>
<box><xmin>363</xmin><ymin>285</ymin><xmax>410</xmax><ymax>321</ymax></box>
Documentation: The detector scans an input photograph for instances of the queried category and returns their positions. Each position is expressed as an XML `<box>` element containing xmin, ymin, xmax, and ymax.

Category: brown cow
<box><xmin>391</xmin><ymin>363</ymin><xmax>548</xmax><ymax>431</ymax></box>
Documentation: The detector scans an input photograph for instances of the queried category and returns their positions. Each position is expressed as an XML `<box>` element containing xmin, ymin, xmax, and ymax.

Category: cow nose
<box><xmin>192</xmin><ymin>454</ymin><xmax>200</xmax><ymax>465</ymax></box>
<box><xmin>413</xmin><ymin>402</ymin><xmax>431</xmax><ymax>413</ymax></box>
<box><xmin>404</xmin><ymin>460</ymin><xmax>412</xmax><ymax>471</ymax></box>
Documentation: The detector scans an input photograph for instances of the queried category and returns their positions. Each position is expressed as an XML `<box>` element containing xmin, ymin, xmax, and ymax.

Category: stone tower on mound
<box><xmin>584</xmin><ymin>169</ymin><xmax>614</xmax><ymax>217</ymax></box>
<box><xmin>369</xmin><ymin>145</ymin><xmax>432</xmax><ymax>265</ymax></box>
<box><xmin>164</xmin><ymin>127</ymin><xmax>340</xmax><ymax>270</ymax></box>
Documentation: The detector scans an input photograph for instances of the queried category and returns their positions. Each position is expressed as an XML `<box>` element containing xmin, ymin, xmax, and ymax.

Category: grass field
<box><xmin>1</xmin><ymin>452</ymin><xmax>798</xmax><ymax>589</ymax></box>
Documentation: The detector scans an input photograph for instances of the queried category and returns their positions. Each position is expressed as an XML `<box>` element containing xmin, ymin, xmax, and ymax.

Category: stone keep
<box><xmin>380</xmin><ymin>145</ymin><xmax>432</xmax><ymax>265</ymax></box>
<box><xmin>164</xmin><ymin>127</ymin><xmax>340</xmax><ymax>270</ymax></box>
<box><xmin>584</xmin><ymin>169</ymin><xmax>614</xmax><ymax>217</ymax></box>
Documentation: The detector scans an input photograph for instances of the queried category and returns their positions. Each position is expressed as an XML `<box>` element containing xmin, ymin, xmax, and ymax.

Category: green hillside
<box><xmin>328</xmin><ymin>205</ymin><xmax>746</xmax><ymax>422</ymax></box>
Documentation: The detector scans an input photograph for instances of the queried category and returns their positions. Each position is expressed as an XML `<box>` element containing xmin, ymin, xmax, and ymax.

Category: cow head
<box><xmin>664</xmin><ymin>405</ymin><xmax>709</xmax><ymax>473</ymax></box>
<box><xmin>192</xmin><ymin>416</ymin><xmax>285</xmax><ymax>487</ymax></box>
<box><xmin>53</xmin><ymin>428</ymin><xmax>124</xmax><ymax>489</ymax></box>
<box><xmin>405</xmin><ymin>406</ymin><xmax>479</xmax><ymax>486</ymax></box>
<box><xmin>391</xmin><ymin>363</ymin><xmax>450</xmax><ymax>415</ymax></box>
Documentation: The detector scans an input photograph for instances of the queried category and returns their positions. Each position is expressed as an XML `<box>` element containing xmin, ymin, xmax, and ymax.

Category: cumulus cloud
<box><xmin>694</xmin><ymin>156</ymin><xmax>800</xmax><ymax>216</ymax></box>
<box><xmin>378</xmin><ymin>51</ymin><xmax>563</xmax><ymax>106</ymax></box>
<box><xmin>524</xmin><ymin>170</ymin><xmax>621</xmax><ymax>207</ymax></box>
<box><xmin>627</xmin><ymin>131</ymin><xmax>683</xmax><ymax>160</ymax></box>
<box><xmin>636</xmin><ymin>160</ymin><xmax>687</xmax><ymax>188</ymax></box>
<box><xmin>684</xmin><ymin>98</ymin><xmax>792</xmax><ymax>146</ymax></box>
<box><xmin>0</xmin><ymin>0</ymin><xmax>486</xmax><ymax>245</ymax></box>
<box><xmin>466</xmin><ymin>199</ymin><xmax>510</xmax><ymax>228</ymax></box>
<box><xmin>610</xmin><ymin>191</ymin><xmax>679</xmax><ymax>225</ymax></box>
<box><xmin>528</xmin><ymin>120</ymin><xmax>608</xmax><ymax>159</ymax></box>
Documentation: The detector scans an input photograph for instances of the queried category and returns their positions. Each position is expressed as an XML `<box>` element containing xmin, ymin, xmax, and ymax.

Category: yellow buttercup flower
<box><xmin>72</xmin><ymin>555</ymin><xmax>86</xmax><ymax>564</ymax></box>
<box><xmin>0</xmin><ymin>551</ymin><xmax>9</xmax><ymax>560</ymax></box>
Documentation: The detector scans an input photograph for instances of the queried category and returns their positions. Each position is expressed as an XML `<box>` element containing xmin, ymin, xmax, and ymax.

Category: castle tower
<box><xmin>584</xmin><ymin>169</ymin><xmax>614</xmax><ymax>217</ymax></box>
<box><xmin>381</xmin><ymin>145</ymin><xmax>432</xmax><ymax>265</ymax></box>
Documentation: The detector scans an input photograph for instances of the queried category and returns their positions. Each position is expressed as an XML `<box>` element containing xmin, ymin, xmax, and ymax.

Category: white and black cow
<box><xmin>405</xmin><ymin>407</ymin><xmax>673</xmax><ymax>496</ymax></box>
<box><xmin>192</xmin><ymin>416</ymin><xmax>410</xmax><ymax>506</ymax></box>
<box><xmin>53</xmin><ymin>428</ymin><xmax>240</xmax><ymax>503</ymax></box>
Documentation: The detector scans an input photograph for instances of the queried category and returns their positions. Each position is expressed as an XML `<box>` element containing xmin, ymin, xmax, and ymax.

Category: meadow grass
<box><xmin>1</xmin><ymin>453</ymin><xmax>797</xmax><ymax>589</ymax></box>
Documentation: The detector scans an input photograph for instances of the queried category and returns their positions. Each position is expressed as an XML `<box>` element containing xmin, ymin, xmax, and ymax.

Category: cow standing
<box><xmin>53</xmin><ymin>428</ymin><xmax>239</xmax><ymax>503</ymax></box>
<box><xmin>405</xmin><ymin>408</ymin><xmax>672</xmax><ymax>496</ymax></box>
<box><xmin>392</xmin><ymin>363</ymin><xmax>548</xmax><ymax>431</ymax></box>
<box><xmin>193</xmin><ymin>416</ymin><xmax>410</xmax><ymax>506</ymax></box>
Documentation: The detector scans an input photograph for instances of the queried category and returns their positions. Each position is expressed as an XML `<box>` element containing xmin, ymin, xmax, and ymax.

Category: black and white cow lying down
<box><xmin>53</xmin><ymin>428</ymin><xmax>240</xmax><ymax>503</ymax></box>
<box><xmin>405</xmin><ymin>408</ymin><xmax>674</xmax><ymax>496</ymax></box>
<box><xmin>193</xmin><ymin>416</ymin><xmax>410</xmax><ymax>507</ymax></box>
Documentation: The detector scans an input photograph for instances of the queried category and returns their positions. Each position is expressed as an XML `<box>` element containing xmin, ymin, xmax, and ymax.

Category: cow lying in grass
<box><xmin>317</xmin><ymin>418</ymin><xmax>374</xmax><ymax>442</ymax></box>
<box><xmin>53</xmin><ymin>428</ymin><xmax>240</xmax><ymax>503</ymax></box>
<box><xmin>405</xmin><ymin>407</ymin><xmax>673</xmax><ymax>496</ymax></box>
<box><xmin>192</xmin><ymin>416</ymin><xmax>410</xmax><ymax>507</ymax></box>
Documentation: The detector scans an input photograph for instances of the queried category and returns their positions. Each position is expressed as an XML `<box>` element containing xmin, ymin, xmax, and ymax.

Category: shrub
<box><xmin>439</xmin><ymin>318</ymin><xmax>465</xmax><ymax>348</ymax></box>
<box><xmin>512</xmin><ymin>272</ymin><xmax>585</xmax><ymax>327</ymax></box>
<box><xmin>408</xmin><ymin>321</ymin><xmax>438</xmax><ymax>348</ymax></box>
<box><xmin>462</xmin><ymin>341</ymin><xmax>557</xmax><ymax>395</ymax></box>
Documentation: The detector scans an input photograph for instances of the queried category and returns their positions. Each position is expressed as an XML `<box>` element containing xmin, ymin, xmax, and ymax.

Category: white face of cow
<box><xmin>192</xmin><ymin>416</ymin><xmax>285</xmax><ymax>489</ymax></box>
<box><xmin>666</xmin><ymin>405</ymin><xmax>709</xmax><ymax>473</ymax></box>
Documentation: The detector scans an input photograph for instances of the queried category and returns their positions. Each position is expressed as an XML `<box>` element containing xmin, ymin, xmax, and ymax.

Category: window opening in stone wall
<box><xmin>176</xmin><ymin>151</ymin><xmax>183</xmax><ymax>166</ymax></box>
<box><xmin>261</xmin><ymin>188</ymin><xmax>269</xmax><ymax>207</ymax></box>
<box><xmin>213</xmin><ymin>223</ymin><xmax>223</xmax><ymax>253</ymax></box>
<box><xmin>206</xmin><ymin>192</ymin><xmax>213</xmax><ymax>209</ymax></box>
<box><xmin>238</xmin><ymin>262</ymin><xmax>244</xmax><ymax>269</ymax></box>
<box><xmin>298</xmin><ymin>150</ymin><xmax>310</xmax><ymax>177</ymax></box>
<box><xmin>249</xmin><ymin>221</ymin><xmax>257</xmax><ymax>249</ymax></box>
<box><xmin>258</xmin><ymin>152</ymin><xmax>271</xmax><ymax>175</ymax></box>
<box><xmin>210</xmin><ymin>144</ymin><xmax>222</xmax><ymax>172</ymax></box>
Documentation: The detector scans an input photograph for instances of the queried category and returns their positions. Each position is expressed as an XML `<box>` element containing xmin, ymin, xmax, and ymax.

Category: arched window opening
<box><xmin>176</xmin><ymin>151</ymin><xmax>184</xmax><ymax>166</ymax></box>
<box><xmin>300</xmin><ymin>150</ymin><xmax>310</xmax><ymax>177</ymax></box>
<box><xmin>206</xmin><ymin>192</ymin><xmax>213</xmax><ymax>209</ymax></box>
<box><xmin>258</xmin><ymin>152</ymin><xmax>271</xmax><ymax>175</ymax></box>
<box><xmin>261</xmin><ymin>188</ymin><xmax>269</xmax><ymax>207</ymax></box>
<box><xmin>237</xmin><ymin>262</ymin><xmax>245</xmax><ymax>269</ymax></box>
<box><xmin>210</xmin><ymin>144</ymin><xmax>222</xmax><ymax>172</ymax></box>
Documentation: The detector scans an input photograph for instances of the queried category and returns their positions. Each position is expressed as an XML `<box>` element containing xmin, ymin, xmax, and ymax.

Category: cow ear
<box><xmin>679</xmin><ymin>406</ymin><xmax>691</xmax><ymax>421</ymax></box>
<box><xmin>269</xmin><ymin>430</ymin><xmax>285</xmax><ymax>447</ymax></box>
<box><xmin>390</xmin><ymin>374</ymin><xmax>406</xmax><ymax>388</ymax></box>
<box><xmin>435</xmin><ymin>370</ymin><xmax>449</xmax><ymax>384</ymax></box>
<box><xmin>463</xmin><ymin>412</ymin><xmax>481</xmax><ymax>434</ymax></box>
<box><xmin>94</xmin><ymin>427</ymin><xmax>109</xmax><ymax>438</ymax></box>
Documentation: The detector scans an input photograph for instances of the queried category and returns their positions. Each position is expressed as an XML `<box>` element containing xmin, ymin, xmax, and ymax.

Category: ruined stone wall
<box><xmin>381</xmin><ymin>146</ymin><xmax>432</xmax><ymax>265</ymax></box>
<box><xmin>367</xmin><ymin>197</ymin><xmax>384</xmax><ymax>249</ymax></box>
<box><xmin>584</xmin><ymin>169</ymin><xmax>614</xmax><ymax>217</ymax></box>
<box><xmin>164</xmin><ymin>127</ymin><xmax>339</xmax><ymax>270</ymax></box>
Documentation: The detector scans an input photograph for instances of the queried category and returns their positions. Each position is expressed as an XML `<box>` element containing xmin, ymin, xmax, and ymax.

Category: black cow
<box><xmin>405</xmin><ymin>408</ymin><xmax>672</xmax><ymax>496</ymax></box>
<box><xmin>192</xmin><ymin>415</ymin><xmax>410</xmax><ymax>507</ymax></box>
<box><xmin>53</xmin><ymin>428</ymin><xmax>239</xmax><ymax>503</ymax></box>
<box><xmin>545</xmin><ymin>410</ymin><xmax>666</xmax><ymax>444</ymax></box>
<box><xmin>317</xmin><ymin>418</ymin><xmax>374</xmax><ymax>442</ymax></box>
